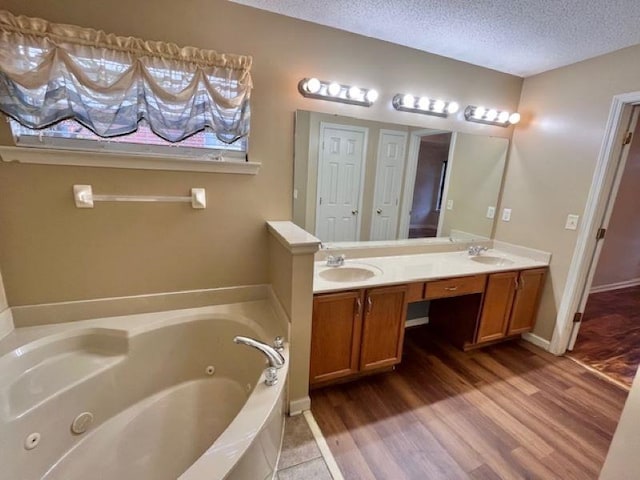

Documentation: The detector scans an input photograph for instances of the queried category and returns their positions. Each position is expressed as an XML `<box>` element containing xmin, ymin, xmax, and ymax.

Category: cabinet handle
<box><xmin>514</xmin><ymin>277</ymin><xmax>519</xmax><ymax>290</ymax></box>
<box><xmin>520</xmin><ymin>277</ymin><xmax>526</xmax><ymax>290</ymax></box>
<box><xmin>355</xmin><ymin>298</ymin><xmax>362</xmax><ymax>316</ymax></box>
<box><xmin>444</xmin><ymin>286</ymin><xmax>458</xmax><ymax>291</ymax></box>
<box><xmin>367</xmin><ymin>297</ymin><xmax>373</xmax><ymax>315</ymax></box>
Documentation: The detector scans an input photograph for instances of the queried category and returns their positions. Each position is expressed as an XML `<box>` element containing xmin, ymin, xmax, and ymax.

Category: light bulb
<box><xmin>433</xmin><ymin>99</ymin><xmax>446</xmax><ymax>112</ymax></box>
<box><xmin>417</xmin><ymin>97</ymin><xmax>430</xmax><ymax>110</ymax></box>
<box><xmin>348</xmin><ymin>86</ymin><xmax>362</xmax><ymax>100</ymax></box>
<box><xmin>498</xmin><ymin>111</ymin><xmax>510</xmax><ymax>123</ymax></box>
<box><xmin>486</xmin><ymin>109</ymin><xmax>498</xmax><ymax>121</ymax></box>
<box><xmin>473</xmin><ymin>106</ymin><xmax>486</xmax><ymax>119</ymax></box>
<box><xmin>447</xmin><ymin>102</ymin><xmax>460</xmax><ymax>114</ymax></box>
<box><xmin>305</xmin><ymin>78</ymin><xmax>321</xmax><ymax>94</ymax></box>
<box><xmin>509</xmin><ymin>112</ymin><xmax>521</xmax><ymax>125</ymax></box>
<box><xmin>402</xmin><ymin>94</ymin><xmax>415</xmax><ymax>108</ymax></box>
<box><xmin>327</xmin><ymin>82</ymin><xmax>341</xmax><ymax>96</ymax></box>
<box><xmin>365</xmin><ymin>89</ymin><xmax>379</xmax><ymax>103</ymax></box>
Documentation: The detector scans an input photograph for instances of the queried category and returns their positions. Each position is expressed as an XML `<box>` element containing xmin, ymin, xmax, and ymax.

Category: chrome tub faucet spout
<box><xmin>233</xmin><ymin>336</ymin><xmax>285</xmax><ymax>369</ymax></box>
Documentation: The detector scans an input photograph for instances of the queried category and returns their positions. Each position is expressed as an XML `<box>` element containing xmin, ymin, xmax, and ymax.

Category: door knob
<box><xmin>352</xmin><ymin>209</ymin><xmax>358</xmax><ymax>215</ymax></box>
<box><xmin>376</xmin><ymin>208</ymin><xmax>382</xmax><ymax>214</ymax></box>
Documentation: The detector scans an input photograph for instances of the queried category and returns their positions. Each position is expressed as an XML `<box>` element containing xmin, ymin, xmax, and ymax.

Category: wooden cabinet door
<box><xmin>476</xmin><ymin>271</ymin><xmax>518</xmax><ymax>343</ymax></box>
<box><xmin>310</xmin><ymin>291</ymin><xmax>363</xmax><ymax>385</ymax></box>
<box><xmin>508</xmin><ymin>268</ymin><xmax>546</xmax><ymax>335</ymax></box>
<box><xmin>359</xmin><ymin>285</ymin><xmax>408</xmax><ymax>371</ymax></box>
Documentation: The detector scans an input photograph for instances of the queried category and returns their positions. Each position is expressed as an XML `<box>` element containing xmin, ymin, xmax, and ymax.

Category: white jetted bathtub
<box><xmin>0</xmin><ymin>299</ymin><xmax>289</xmax><ymax>480</ymax></box>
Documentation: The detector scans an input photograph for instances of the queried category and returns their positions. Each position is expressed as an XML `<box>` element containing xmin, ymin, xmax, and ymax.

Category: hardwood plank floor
<box><xmin>311</xmin><ymin>327</ymin><xmax>628</xmax><ymax>480</ymax></box>
<box><xmin>568</xmin><ymin>285</ymin><xmax>640</xmax><ymax>387</ymax></box>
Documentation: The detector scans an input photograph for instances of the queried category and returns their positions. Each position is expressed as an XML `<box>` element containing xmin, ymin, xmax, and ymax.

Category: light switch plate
<box><xmin>446</xmin><ymin>199</ymin><xmax>454</xmax><ymax>210</ymax></box>
<box><xmin>486</xmin><ymin>206</ymin><xmax>496</xmax><ymax>219</ymax></box>
<box><xmin>565</xmin><ymin>214</ymin><xmax>579</xmax><ymax>230</ymax></box>
<box><xmin>502</xmin><ymin>208</ymin><xmax>512</xmax><ymax>222</ymax></box>
<box><xmin>293</xmin><ymin>188</ymin><xmax>298</xmax><ymax>199</ymax></box>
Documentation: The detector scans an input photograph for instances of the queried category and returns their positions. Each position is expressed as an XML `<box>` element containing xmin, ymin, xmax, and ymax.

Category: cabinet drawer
<box><xmin>424</xmin><ymin>275</ymin><xmax>486</xmax><ymax>300</ymax></box>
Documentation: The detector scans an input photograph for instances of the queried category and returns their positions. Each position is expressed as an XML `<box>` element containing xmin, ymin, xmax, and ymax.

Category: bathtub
<box><xmin>0</xmin><ymin>298</ymin><xmax>289</xmax><ymax>480</ymax></box>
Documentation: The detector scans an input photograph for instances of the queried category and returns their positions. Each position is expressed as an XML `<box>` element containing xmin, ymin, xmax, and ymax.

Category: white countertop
<box><xmin>314</xmin><ymin>248</ymin><xmax>549</xmax><ymax>294</ymax></box>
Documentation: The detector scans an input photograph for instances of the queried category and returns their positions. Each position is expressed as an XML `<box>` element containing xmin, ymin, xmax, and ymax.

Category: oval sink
<box><xmin>471</xmin><ymin>256</ymin><xmax>514</xmax><ymax>266</ymax></box>
<box><xmin>319</xmin><ymin>265</ymin><xmax>382</xmax><ymax>282</ymax></box>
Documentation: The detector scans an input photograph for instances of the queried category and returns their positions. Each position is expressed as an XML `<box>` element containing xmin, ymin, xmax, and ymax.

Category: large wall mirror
<box><xmin>293</xmin><ymin>110</ymin><xmax>509</xmax><ymax>244</ymax></box>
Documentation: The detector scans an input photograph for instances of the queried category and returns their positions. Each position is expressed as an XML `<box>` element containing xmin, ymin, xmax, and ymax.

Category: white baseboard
<box><xmin>289</xmin><ymin>396</ymin><xmax>311</xmax><ymax>416</ymax></box>
<box><xmin>590</xmin><ymin>277</ymin><xmax>640</xmax><ymax>294</ymax></box>
<box><xmin>406</xmin><ymin>317</ymin><xmax>429</xmax><ymax>327</ymax></box>
<box><xmin>522</xmin><ymin>332</ymin><xmax>551</xmax><ymax>351</ymax></box>
<box><xmin>0</xmin><ymin>308</ymin><xmax>13</xmax><ymax>340</ymax></box>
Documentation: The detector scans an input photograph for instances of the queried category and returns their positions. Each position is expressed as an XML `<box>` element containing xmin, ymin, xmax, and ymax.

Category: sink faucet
<box><xmin>468</xmin><ymin>245</ymin><xmax>489</xmax><ymax>256</ymax></box>
<box><xmin>326</xmin><ymin>254</ymin><xmax>345</xmax><ymax>267</ymax></box>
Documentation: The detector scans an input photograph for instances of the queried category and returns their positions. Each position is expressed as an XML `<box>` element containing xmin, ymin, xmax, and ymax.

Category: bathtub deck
<box><xmin>310</xmin><ymin>326</ymin><xmax>628</xmax><ymax>480</ymax></box>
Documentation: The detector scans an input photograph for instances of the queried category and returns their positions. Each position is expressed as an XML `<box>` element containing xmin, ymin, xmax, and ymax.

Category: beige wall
<box><xmin>0</xmin><ymin>0</ymin><xmax>521</xmax><ymax>306</ymax></box>
<box><xmin>592</xmin><ymin>117</ymin><xmax>640</xmax><ymax>288</ymax></box>
<box><xmin>495</xmin><ymin>44</ymin><xmax>640</xmax><ymax>340</ymax></box>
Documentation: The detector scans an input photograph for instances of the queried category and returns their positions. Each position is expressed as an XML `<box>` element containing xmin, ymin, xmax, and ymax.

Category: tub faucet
<box><xmin>468</xmin><ymin>245</ymin><xmax>488</xmax><ymax>256</ymax></box>
<box><xmin>233</xmin><ymin>336</ymin><xmax>285</xmax><ymax>369</ymax></box>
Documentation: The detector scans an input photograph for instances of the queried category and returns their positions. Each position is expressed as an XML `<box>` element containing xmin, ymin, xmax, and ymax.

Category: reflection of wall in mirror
<box><xmin>439</xmin><ymin>134</ymin><xmax>508</xmax><ymax>239</ymax></box>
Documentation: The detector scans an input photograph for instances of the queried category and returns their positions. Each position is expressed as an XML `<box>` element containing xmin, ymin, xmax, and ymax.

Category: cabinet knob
<box><xmin>376</xmin><ymin>208</ymin><xmax>382</xmax><ymax>214</ymax></box>
<box><xmin>352</xmin><ymin>209</ymin><xmax>359</xmax><ymax>215</ymax></box>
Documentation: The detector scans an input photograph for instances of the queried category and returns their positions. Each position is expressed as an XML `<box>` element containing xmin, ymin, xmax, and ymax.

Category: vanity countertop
<box><xmin>314</xmin><ymin>248</ymin><xmax>549</xmax><ymax>294</ymax></box>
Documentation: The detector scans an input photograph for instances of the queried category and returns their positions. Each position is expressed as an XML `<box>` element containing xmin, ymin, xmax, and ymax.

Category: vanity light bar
<box><xmin>298</xmin><ymin>78</ymin><xmax>378</xmax><ymax>107</ymax></box>
<box><xmin>392</xmin><ymin>94</ymin><xmax>460</xmax><ymax>118</ymax></box>
<box><xmin>464</xmin><ymin>105</ymin><xmax>521</xmax><ymax>127</ymax></box>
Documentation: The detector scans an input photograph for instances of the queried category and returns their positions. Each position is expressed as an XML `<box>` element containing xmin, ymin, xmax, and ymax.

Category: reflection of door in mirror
<box><xmin>408</xmin><ymin>133</ymin><xmax>452</xmax><ymax>238</ymax></box>
<box><xmin>370</xmin><ymin>130</ymin><xmax>408</xmax><ymax>241</ymax></box>
<box><xmin>315</xmin><ymin>122</ymin><xmax>368</xmax><ymax>242</ymax></box>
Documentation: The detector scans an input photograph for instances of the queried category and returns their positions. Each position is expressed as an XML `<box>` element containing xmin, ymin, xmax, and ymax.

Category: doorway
<box><xmin>567</xmin><ymin>107</ymin><xmax>640</xmax><ymax>387</ymax></box>
<box><xmin>408</xmin><ymin>133</ymin><xmax>452</xmax><ymax>238</ymax></box>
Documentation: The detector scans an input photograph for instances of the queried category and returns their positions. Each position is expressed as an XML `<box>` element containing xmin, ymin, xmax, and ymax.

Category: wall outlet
<box><xmin>446</xmin><ymin>199</ymin><xmax>454</xmax><ymax>210</ymax></box>
<box><xmin>486</xmin><ymin>206</ymin><xmax>496</xmax><ymax>219</ymax></box>
<box><xmin>502</xmin><ymin>208</ymin><xmax>512</xmax><ymax>222</ymax></box>
<box><xmin>565</xmin><ymin>214</ymin><xmax>579</xmax><ymax>230</ymax></box>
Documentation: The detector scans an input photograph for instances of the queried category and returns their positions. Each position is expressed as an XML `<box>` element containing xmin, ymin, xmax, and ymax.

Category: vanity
<box><xmin>309</xmin><ymin>248</ymin><xmax>548</xmax><ymax>387</ymax></box>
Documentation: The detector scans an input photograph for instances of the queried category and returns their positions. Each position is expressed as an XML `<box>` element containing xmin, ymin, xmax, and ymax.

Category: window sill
<box><xmin>0</xmin><ymin>146</ymin><xmax>261</xmax><ymax>175</ymax></box>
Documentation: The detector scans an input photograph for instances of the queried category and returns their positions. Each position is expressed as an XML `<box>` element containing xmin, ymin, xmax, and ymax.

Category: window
<box><xmin>0</xmin><ymin>10</ymin><xmax>253</xmax><ymax>169</ymax></box>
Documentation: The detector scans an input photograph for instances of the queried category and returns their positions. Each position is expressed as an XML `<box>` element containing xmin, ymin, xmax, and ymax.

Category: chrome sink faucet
<box><xmin>326</xmin><ymin>254</ymin><xmax>345</xmax><ymax>267</ymax></box>
<box><xmin>233</xmin><ymin>336</ymin><xmax>286</xmax><ymax>386</ymax></box>
<box><xmin>468</xmin><ymin>245</ymin><xmax>488</xmax><ymax>256</ymax></box>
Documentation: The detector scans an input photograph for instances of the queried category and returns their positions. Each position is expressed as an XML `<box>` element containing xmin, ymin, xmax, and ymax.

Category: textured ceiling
<box><xmin>230</xmin><ymin>0</ymin><xmax>640</xmax><ymax>77</ymax></box>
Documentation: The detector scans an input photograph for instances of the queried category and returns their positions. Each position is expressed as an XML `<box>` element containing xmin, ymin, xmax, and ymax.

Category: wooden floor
<box><xmin>569</xmin><ymin>286</ymin><xmax>640</xmax><ymax>387</ymax></box>
<box><xmin>311</xmin><ymin>327</ymin><xmax>628</xmax><ymax>480</ymax></box>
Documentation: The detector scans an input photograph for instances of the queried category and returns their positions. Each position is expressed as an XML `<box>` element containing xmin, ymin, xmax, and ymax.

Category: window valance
<box><xmin>0</xmin><ymin>10</ymin><xmax>252</xmax><ymax>143</ymax></box>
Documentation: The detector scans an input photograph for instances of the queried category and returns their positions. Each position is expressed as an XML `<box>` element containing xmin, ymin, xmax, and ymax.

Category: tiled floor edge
<box><xmin>303</xmin><ymin>410</ymin><xmax>345</xmax><ymax>480</ymax></box>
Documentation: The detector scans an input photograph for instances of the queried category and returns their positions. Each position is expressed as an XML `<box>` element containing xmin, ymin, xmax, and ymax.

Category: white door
<box><xmin>316</xmin><ymin>123</ymin><xmax>368</xmax><ymax>242</ymax></box>
<box><xmin>370</xmin><ymin>130</ymin><xmax>408</xmax><ymax>240</ymax></box>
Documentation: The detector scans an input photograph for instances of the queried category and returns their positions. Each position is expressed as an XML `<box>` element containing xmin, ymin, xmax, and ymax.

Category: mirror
<box><xmin>293</xmin><ymin>110</ymin><xmax>508</xmax><ymax>244</ymax></box>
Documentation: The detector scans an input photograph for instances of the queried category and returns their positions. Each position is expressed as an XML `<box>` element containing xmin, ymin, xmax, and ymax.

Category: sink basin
<box><xmin>470</xmin><ymin>256</ymin><xmax>514</xmax><ymax>266</ymax></box>
<box><xmin>319</xmin><ymin>265</ymin><xmax>382</xmax><ymax>282</ymax></box>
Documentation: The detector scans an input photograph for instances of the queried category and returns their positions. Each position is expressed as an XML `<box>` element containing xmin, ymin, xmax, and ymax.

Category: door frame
<box><xmin>370</xmin><ymin>129</ymin><xmax>408</xmax><ymax>240</ymax></box>
<box><xmin>316</xmin><ymin>121</ymin><xmax>369</xmax><ymax>242</ymax></box>
<box><xmin>549</xmin><ymin>91</ymin><xmax>640</xmax><ymax>355</ymax></box>
<box><xmin>398</xmin><ymin>128</ymin><xmax>451</xmax><ymax>238</ymax></box>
